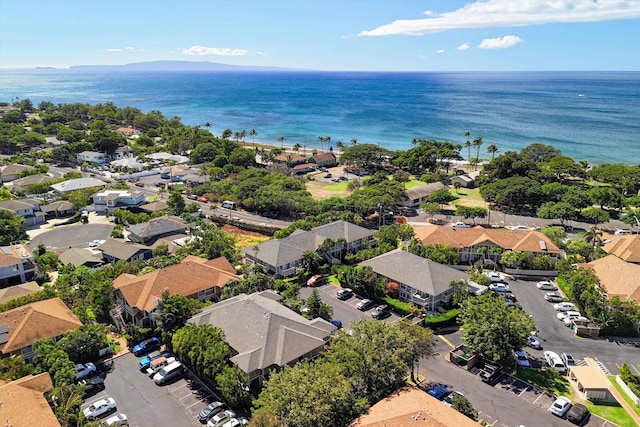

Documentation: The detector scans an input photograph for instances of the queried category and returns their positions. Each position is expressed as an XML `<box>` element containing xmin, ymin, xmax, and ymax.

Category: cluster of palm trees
<box><xmin>203</xmin><ymin>122</ymin><xmax>258</xmax><ymax>146</ymax></box>
<box><xmin>464</xmin><ymin>131</ymin><xmax>499</xmax><ymax>170</ymax></box>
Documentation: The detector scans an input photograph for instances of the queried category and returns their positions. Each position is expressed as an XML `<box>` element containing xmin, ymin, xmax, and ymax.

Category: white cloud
<box><xmin>359</xmin><ymin>0</ymin><xmax>640</xmax><ymax>36</ymax></box>
<box><xmin>182</xmin><ymin>45</ymin><xmax>248</xmax><ymax>56</ymax></box>
<box><xmin>256</xmin><ymin>51</ymin><xmax>266</xmax><ymax>55</ymax></box>
<box><xmin>106</xmin><ymin>48</ymin><xmax>123</xmax><ymax>52</ymax></box>
<box><xmin>125</xmin><ymin>47</ymin><xmax>135</xmax><ymax>50</ymax></box>
<box><xmin>479</xmin><ymin>35</ymin><xmax>523</xmax><ymax>49</ymax></box>
<box><xmin>436</xmin><ymin>49</ymin><xmax>445</xmax><ymax>54</ymax></box>
<box><xmin>457</xmin><ymin>42</ymin><xmax>470</xmax><ymax>50</ymax></box>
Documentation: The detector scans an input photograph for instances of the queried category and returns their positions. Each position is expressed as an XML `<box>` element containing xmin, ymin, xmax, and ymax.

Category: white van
<box><xmin>543</xmin><ymin>351</ymin><xmax>567</xmax><ymax>373</ymax></box>
<box><xmin>221</xmin><ymin>200</ymin><xmax>236</xmax><ymax>209</ymax></box>
<box><xmin>146</xmin><ymin>356</ymin><xmax>176</xmax><ymax>377</ymax></box>
<box><xmin>153</xmin><ymin>361</ymin><xmax>184</xmax><ymax>385</ymax></box>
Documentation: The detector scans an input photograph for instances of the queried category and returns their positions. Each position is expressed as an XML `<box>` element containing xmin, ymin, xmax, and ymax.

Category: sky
<box><xmin>1</xmin><ymin>0</ymin><xmax>639</xmax><ymax>71</ymax></box>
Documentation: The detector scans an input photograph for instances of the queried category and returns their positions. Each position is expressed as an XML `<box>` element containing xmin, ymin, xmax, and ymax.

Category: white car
<box><xmin>207</xmin><ymin>410</ymin><xmax>236</xmax><ymax>427</ymax></box>
<box><xmin>527</xmin><ymin>336</ymin><xmax>542</xmax><ymax>349</ymax></box>
<box><xmin>554</xmin><ymin>302</ymin><xmax>575</xmax><ymax>311</ymax></box>
<box><xmin>103</xmin><ymin>413</ymin><xmax>128</xmax><ymax>426</ymax></box>
<box><xmin>76</xmin><ymin>363</ymin><xmax>97</xmax><ymax>380</ymax></box>
<box><xmin>489</xmin><ymin>283</ymin><xmax>511</xmax><ymax>293</ymax></box>
<box><xmin>549</xmin><ymin>396</ymin><xmax>572</xmax><ymax>417</ymax></box>
<box><xmin>83</xmin><ymin>397</ymin><xmax>117</xmax><ymax>420</ymax></box>
<box><xmin>511</xmin><ymin>225</ymin><xmax>529</xmax><ymax>231</ymax></box>
<box><xmin>544</xmin><ymin>292</ymin><xmax>564</xmax><ymax>302</ymax></box>
<box><xmin>485</xmin><ymin>272</ymin><xmax>506</xmax><ymax>283</ymax></box>
<box><xmin>557</xmin><ymin>311</ymin><xmax>581</xmax><ymax>321</ymax></box>
<box><xmin>536</xmin><ymin>281</ymin><xmax>557</xmax><ymax>290</ymax></box>
<box><xmin>614</xmin><ymin>229</ymin><xmax>632</xmax><ymax>236</ymax></box>
<box><xmin>451</xmin><ymin>221</ymin><xmax>470</xmax><ymax>228</ymax></box>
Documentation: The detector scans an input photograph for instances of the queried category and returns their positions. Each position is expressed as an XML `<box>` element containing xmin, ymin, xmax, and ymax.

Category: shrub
<box><xmin>381</xmin><ymin>296</ymin><xmax>412</xmax><ymax>316</ymax></box>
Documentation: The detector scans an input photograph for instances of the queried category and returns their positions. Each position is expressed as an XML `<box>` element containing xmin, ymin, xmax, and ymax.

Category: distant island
<box><xmin>68</xmin><ymin>60</ymin><xmax>303</xmax><ymax>72</ymax></box>
<box><xmin>35</xmin><ymin>66</ymin><xmax>56</xmax><ymax>70</ymax></box>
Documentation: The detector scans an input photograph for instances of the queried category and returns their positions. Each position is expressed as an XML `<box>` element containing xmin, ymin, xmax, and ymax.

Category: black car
<box><xmin>336</xmin><ymin>288</ymin><xmax>354</xmax><ymax>300</ymax></box>
<box><xmin>78</xmin><ymin>376</ymin><xmax>105</xmax><ymax>394</ymax></box>
<box><xmin>198</xmin><ymin>401</ymin><xmax>226</xmax><ymax>423</ymax></box>
<box><xmin>566</xmin><ymin>403</ymin><xmax>589</xmax><ymax>425</ymax></box>
<box><xmin>371</xmin><ymin>305</ymin><xmax>391</xmax><ymax>319</ymax></box>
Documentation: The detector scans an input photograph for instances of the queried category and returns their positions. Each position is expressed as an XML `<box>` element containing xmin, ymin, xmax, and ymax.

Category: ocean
<box><xmin>1</xmin><ymin>70</ymin><xmax>639</xmax><ymax>165</ymax></box>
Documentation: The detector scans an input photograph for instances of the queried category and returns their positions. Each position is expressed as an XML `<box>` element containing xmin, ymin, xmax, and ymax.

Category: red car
<box><xmin>196</xmin><ymin>196</ymin><xmax>209</xmax><ymax>203</ymax></box>
<box><xmin>306</xmin><ymin>274</ymin><xmax>326</xmax><ymax>287</ymax></box>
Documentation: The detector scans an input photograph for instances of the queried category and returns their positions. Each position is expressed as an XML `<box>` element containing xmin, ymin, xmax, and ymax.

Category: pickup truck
<box><xmin>479</xmin><ymin>363</ymin><xmax>502</xmax><ymax>383</ymax></box>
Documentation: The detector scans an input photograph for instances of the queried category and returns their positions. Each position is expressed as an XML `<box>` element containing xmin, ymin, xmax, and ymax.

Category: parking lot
<box><xmin>80</xmin><ymin>353</ymin><xmax>216</xmax><ymax>427</ymax></box>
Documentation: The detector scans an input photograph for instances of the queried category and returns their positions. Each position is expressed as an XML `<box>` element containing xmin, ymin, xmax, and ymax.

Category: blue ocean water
<box><xmin>1</xmin><ymin>70</ymin><xmax>639</xmax><ymax>164</ymax></box>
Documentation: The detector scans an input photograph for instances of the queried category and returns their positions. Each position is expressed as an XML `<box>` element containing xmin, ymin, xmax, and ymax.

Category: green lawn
<box><xmin>513</xmin><ymin>369</ymin><xmax>571</xmax><ymax>396</ymax></box>
<box><xmin>453</xmin><ymin>187</ymin><xmax>489</xmax><ymax>208</ymax></box>
<box><xmin>586</xmin><ymin>401</ymin><xmax>638</xmax><ymax>427</ymax></box>
<box><xmin>405</xmin><ymin>180</ymin><xmax>426</xmax><ymax>189</ymax></box>
<box><xmin>610</xmin><ymin>376</ymin><xmax>640</xmax><ymax>417</ymax></box>
<box><xmin>322</xmin><ymin>182</ymin><xmax>349</xmax><ymax>191</ymax></box>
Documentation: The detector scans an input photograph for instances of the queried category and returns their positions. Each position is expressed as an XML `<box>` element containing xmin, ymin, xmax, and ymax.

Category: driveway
<box><xmin>27</xmin><ymin>223</ymin><xmax>114</xmax><ymax>252</ymax></box>
<box><xmin>507</xmin><ymin>278</ymin><xmax>640</xmax><ymax>375</ymax></box>
<box><xmin>81</xmin><ymin>353</ymin><xmax>213</xmax><ymax>427</ymax></box>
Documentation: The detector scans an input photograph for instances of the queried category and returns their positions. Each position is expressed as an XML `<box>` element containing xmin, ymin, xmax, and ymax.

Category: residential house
<box><xmin>189</xmin><ymin>290</ymin><xmax>336</xmax><ymax>387</ymax></box>
<box><xmin>145</xmin><ymin>152</ymin><xmax>189</xmax><ymax>164</ymax></box>
<box><xmin>138</xmin><ymin>200</ymin><xmax>169</xmax><ymax>214</ymax></box>
<box><xmin>113</xmin><ymin>255</ymin><xmax>239</xmax><ymax>327</ymax></box>
<box><xmin>400</xmin><ymin>182</ymin><xmax>446</xmax><ymax>207</ymax></box>
<box><xmin>350</xmin><ymin>387</ymin><xmax>478</xmax><ymax>427</ymax></box>
<box><xmin>414</xmin><ymin>225</ymin><xmax>562</xmax><ymax>265</ymax></box>
<box><xmin>244</xmin><ymin>220</ymin><xmax>376</xmax><ymax>278</ymax></box>
<box><xmin>0</xmin><ymin>281</ymin><xmax>41</xmax><ymax>305</ymax></box>
<box><xmin>92</xmin><ymin>189</ymin><xmax>146</xmax><ymax>214</ymax></box>
<box><xmin>0</xmin><ymin>243</ymin><xmax>40</xmax><ymax>287</ymax></box>
<box><xmin>50</xmin><ymin>177</ymin><xmax>107</xmax><ymax>194</ymax></box>
<box><xmin>0</xmin><ymin>373</ymin><xmax>60</xmax><ymax>427</ymax></box>
<box><xmin>59</xmin><ymin>248</ymin><xmax>104</xmax><ymax>269</ymax></box>
<box><xmin>273</xmin><ymin>153</ymin><xmax>307</xmax><ymax>166</ymax></box>
<box><xmin>359</xmin><ymin>249</ymin><xmax>470</xmax><ymax>311</ymax></box>
<box><xmin>110</xmin><ymin>157</ymin><xmax>146</xmax><ymax>172</ymax></box>
<box><xmin>97</xmin><ymin>239</ymin><xmax>152</xmax><ymax>263</ymax></box>
<box><xmin>450</xmin><ymin>173</ymin><xmax>475</xmax><ymax>188</ymax></box>
<box><xmin>309</xmin><ymin>152</ymin><xmax>338</xmax><ymax>168</ymax></box>
<box><xmin>292</xmin><ymin>163</ymin><xmax>316</xmax><ymax>174</ymax></box>
<box><xmin>0</xmin><ymin>199</ymin><xmax>45</xmax><ymax>225</ymax></box>
<box><xmin>115</xmin><ymin>126</ymin><xmax>141</xmax><ymax>138</ymax></box>
<box><xmin>0</xmin><ymin>298</ymin><xmax>83</xmax><ymax>362</ymax></box>
<box><xmin>601</xmin><ymin>234</ymin><xmax>640</xmax><ymax>263</ymax></box>
<box><xmin>583</xmin><ymin>255</ymin><xmax>640</xmax><ymax>304</ymax></box>
<box><xmin>11</xmin><ymin>174</ymin><xmax>56</xmax><ymax>194</ymax></box>
<box><xmin>0</xmin><ymin>164</ymin><xmax>34</xmax><ymax>182</ymax></box>
<box><xmin>40</xmin><ymin>200</ymin><xmax>75</xmax><ymax>218</ymax></box>
<box><xmin>113</xmin><ymin>145</ymin><xmax>134</xmax><ymax>160</ymax></box>
<box><xmin>127</xmin><ymin>216</ymin><xmax>189</xmax><ymax>245</ymax></box>
<box><xmin>77</xmin><ymin>151</ymin><xmax>107</xmax><ymax>165</ymax></box>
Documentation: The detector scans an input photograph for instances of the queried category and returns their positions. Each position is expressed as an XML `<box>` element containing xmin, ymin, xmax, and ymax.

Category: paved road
<box><xmin>27</xmin><ymin>223</ymin><xmax>114</xmax><ymax>252</ymax></box>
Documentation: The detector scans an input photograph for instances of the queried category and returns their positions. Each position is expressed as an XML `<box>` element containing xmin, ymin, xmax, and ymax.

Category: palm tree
<box><xmin>336</xmin><ymin>140</ymin><xmax>344</xmax><ymax>152</ymax></box>
<box><xmin>464</xmin><ymin>131</ymin><xmax>471</xmax><ymax>165</ymax></box>
<box><xmin>412</xmin><ymin>138</ymin><xmax>419</xmax><ymax>145</ymax></box>
<box><xmin>278</xmin><ymin>135</ymin><xmax>285</xmax><ymax>149</ymax></box>
<box><xmin>293</xmin><ymin>143</ymin><xmax>301</xmax><ymax>153</ymax></box>
<box><xmin>204</xmin><ymin>121</ymin><xmax>212</xmax><ymax>130</ymax></box>
<box><xmin>317</xmin><ymin>135</ymin><xmax>324</xmax><ymax>152</ymax></box>
<box><xmin>250</xmin><ymin>128</ymin><xmax>257</xmax><ymax>144</ymax></box>
<box><xmin>487</xmin><ymin>143</ymin><xmax>499</xmax><ymax>160</ymax></box>
<box><xmin>472</xmin><ymin>136</ymin><xmax>484</xmax><ymax>170</ymax></box>
<box><xmin>325</xmin><ymin>135</ymin><xmax>331</xmax><ymax>152</ymax></box>
<box><xmin>584</xmin><ymin>226</ymin><xmax>603</xmax><ymax>250</ymax></box>
<box><xmin>240</xmin><ymin>129</ymin><xmax>247</xmax><ymax>145</ymax></box>
<box><xmin>233</xmin><ymin>131</ymin><xmax>241</xmax><ymax>143</ymax></box>
<box><xmin>351</xmin><ymin>138</ymin><xmax>357</xmax><ymax>146</ymax></box>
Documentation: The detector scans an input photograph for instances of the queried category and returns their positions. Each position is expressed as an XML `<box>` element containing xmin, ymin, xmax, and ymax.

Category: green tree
<box><xmin>156</xmin><ymin>290</ymin><xmax>201</xmax><ymax>341</ymax></box>
<box><xmin>520</xmin><ymin>143</ymin><xmax>562</xmax><ymax>163</ymax></box>
<box><xmin>451</xmin><ymin>393</ymin><xmax>478</xmax><ymax>420</ymax></box>
<box><xmin>215</xmin><ymin>364</ymin><xmax>250</xmax><ymax>408</ymax></box>
<box><xmin>581</xmin><ymin>207</ymin><xmax>610</xmax><ymax>226</ymax></box>
<box><xmin>167</xmin><ymin>190</ymin><xmax>186</xmax><ymax>215</ymax></box>
<box><xmin>472</xmin><ymin>136</ymin><xmax>484</xmax><ymax>170</ymax></box>
<box><xmin>458</xmin><ymin>295</ymin><xmax>535</xmax><ymax>363</ymax></box>
<box><xmin>409</xmin><ymin>242</ymin><xmax>461</xmax><ymax>265</ymax></box>
<box><xmin>59</xmin><ymin>324</ymin><xmax>110</xmax><ymax>363</ymax></box>
<box><xmin>337</xmin><ymin>265</ymin><xmax>383</xmax><ymax>298</ymax></box>
<box><xmin>455</xmin><ymin>206</ymin><xmax>488</xmax><ymax>225</ymax></box>
<box><xmin>249</xmin><ymin>409</ymin><xmax>285</xmax><ymax>427</ymax></box>
<box><xmin>304</xmin><ymin>289</ymin><xmax>333</xmax><ymax>322</ymax></box>
<box><xmin>486</xmin><ymin>143</ymin><xmax>499</xmax><ymax>160</ymax></box>
<box><xmin>0</xmin><ymin>209</ymin><xmax>26</xmax><ymax>244</ymax></box>
<box><xmin>425</xmin><ymin>189</ymin><xmax>456</xmax><ymax>208</ymax></box>
<box><xmin>537</xmin><ymin>201</ymin><xmax>577</xmax><ymax>227</ymax></box>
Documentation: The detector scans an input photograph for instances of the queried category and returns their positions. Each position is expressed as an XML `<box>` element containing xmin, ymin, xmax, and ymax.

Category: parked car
<box><xmin>564</xmin><ymin>315</ymin><xmax>588</xmax><ymax>327</ymax></box>
<box><xmin>527</xmin><ymin>336</ymin><xmax>542</xmax><ymax>349</ymax></box>
<box><xmin>443</xmin><ymin>391</ymin><xmax>464</xmax><ymax>407</ymax></box>
<box><xmin>425</xmin><ymin>384</ymin><xmax>449</xmax><ymax>400</ymax></box>
<box><xmin>566</xmin><ymin>403</ymin><xmax>589</xmax><ymax>425</ymax></box>
<box><xmin>198</xmin><ymin>401</ymin><xmax>226</xmax><ymax>423</ymax></box>
<box><xmin>160</xmin><ymin>172</ymin><xmax>170</xmax><ymax>179</ymax></box>
<box><xmin>544</xmin><ymin>292</ymin><xmax>564</xmax><ymax>302</ymax></box>
<box><xmin>614</xmin><ymin>229</ymin><xmax>632</xmax><ymax>235</ymax></box>
<box><xmin>153</xmin><ymin>361</ymin><xmax>185</xmax><ymax>385</ymax></box>
<box><xmin>451</xmin><ymin>221</ymin><xmax>470</xmax><ymax>228</ymax></box>
<box><xmin>549</xmin><ymin>396</ymin><xmax>572</xmax><ymax>417</ymax></box>
<box><xmin>102</xmin><ymin>413</ymin><xmax>128</xmax><ymax>427</ymax></box>
<box><xmin>83</xmin><ymin>397</ymin><xmax>117</xmax><ymax>420</ymax></box>
<box><xmin>324</xmin><ymin>173</ymin><xmax>332</xmax><ymax>178</ymax></box>
<box><xmin>485</xmin><ymin>272</ymin><xmax>507</xmax><ymax>283</ymax></box>
<box><xmin>197</xmin><ymin>196</ymin><xmax>209</xmax><ymax>203</ymax></box>
<box><xmin>306</xmin><ymin>274</ymin><xmax>326</xmax><ymax>287</ymax></box>
<box><xmin>536</xmin><ymin>281</ymin><xmax>557</xmax><ymax>290</ymax></box>
<box><xmin>76</xmin><ymin>363</ymin><xmax>97</xmax><ymax>380</ymax></box>
<box><xmin>557</xmin><ymin>311</ymin><xmax>581</xmax><ymax>321</ymax></box>
<box><xmin>132</xmin><ymin>337</ymin><xmax>161</xmax><ymax>356</ymax></box>
<box><xmin>511</xmin><ymin>225</ymin><xmax>530</xmax><ymax>231</ymax></box>
<box><xmin>336</xmin><ymin>288</ymin><xmax>354</xmax><ymax>300</ymax></box>
<box><xmin>356</xmin><ymin>299</ymin><xmax>376</xmax><ymax>311</ymax></box>
<box><xmin>561</xmin><ymin>352</ymin><xmax>576</xmax><ymax>367</ymax></box>
<box><xmin>139</xmin><ymin>351</ymin><xmax>171</xmax><ymax>371</ymax></box>
<box><xmin>78</xmin><ymin>376</ymin><xmax>105</xmax><ymax>394</ymax></box>
<box><xmin>543</xmin><ymin>351</ymin><xmax>567</xmax><ymax>373</ymax></box>
<box><xmin>371</xmin><ymin>305</ymin><xmax>391</xmax><ymax>319</ymax></box>
<box><xmin>554</xmin><ymin>302</ymin><xmax>576</xmax><ymax>311</ymax></box>
<box><xmin>330</xmin><ymin>319</ymin><xmax>343</xmax><ymax>329</ymax></box>
<box><xmin>207</xmin><ymin>410</ymin><xmax>236</xmax><ymax>427</ymax></box>
<box><xmin>227</xmin><ymin>418</ymin><xmax>249</xmax><ymax>427</ymax></box>
<box><xmin>489</xmin><ymin>283</ymin><xmax>511</xmax><ymax>293</ymax></box>
<box><xmin>513</xmin><ymin>350</ymin><xmax>530</xmax><ymax>368</ymax></box>
<box><xmin>493</xmin><ymin>291</ymin><xmax>517</xmax><ymax>302</ymax></box>
<box><xmin>187</xmin><ymin>194</ymin><xmax>198</xmax><ymax>200</ymax></box>
<box><xmin>506</xmin><ymin>301</ymin><xmax>523</xmax><ymax>310</ymax></box>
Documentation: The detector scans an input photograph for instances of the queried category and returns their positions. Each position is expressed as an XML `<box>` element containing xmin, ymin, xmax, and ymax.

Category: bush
<box><xmin>381</xmin><ymin>296</ymin><xmax>412</xmax><ymax>316</ymax></box>
<box><xmin>423</xmin><ymin>309</ymin><xmax>459</xmax><ymax>328</ymax></box>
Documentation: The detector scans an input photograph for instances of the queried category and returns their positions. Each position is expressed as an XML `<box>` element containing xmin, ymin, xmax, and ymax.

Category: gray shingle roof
<box><xmin>359</xmin><ymin>249</ymin><xmax>469</xmax><ymax>295</ymax></box>
<box><xmin>0</xmin><ymin>200</ymin><xmax>37</xmax><ymax>212</ymax></box>
<box><xmin>40</xmin><ymin>200</ymin><xmax>74</xmax><ymax>214</ymax></box>
<box><xmin>127</xmin><ymin>216</ymin><xmax>187</xmax><ymax>240</ymax></box>
<box><xmin>97</xmin><ymin>239</ymin><xmax>150</xmax><ymax>261</ymax></box>
<box><xmin>405</xmin><ymin>182</ymin><xmax>446</xmax><ymax>200</ymax></box>
<box><xmin>50</xmin><ymin>177</ymin><xmax>107</xmax><ymax>193</ymax></box>
<box><xmin>244</xmin><ymin>220</ymin><xmax>374</xmax><ymax>268</ymax></box>
<box><xmin>59</xmin><ymin>248</ymin><xmax>103</xmax><ymax>267</ymax></box>
<box><xmin>189</xmin><ymin>290</ymin><xmax>335</xmax><ymax>374</ymax></box>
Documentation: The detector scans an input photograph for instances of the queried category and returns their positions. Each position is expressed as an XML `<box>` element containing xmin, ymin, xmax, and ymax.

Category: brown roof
<box><xmin>274</xmin><ymin>154</ymin><xmax>307</xmax><ymax>163</ymax></box>
<box><xmin>0</xmin><ymin>281</ymin><xmax>42</xmax><ymax>305</ymax></box>
<box><xmin>0</xmin><ymin>248</ymin><xmax>24</xmax><ymax>268</ymax></box>
<box><xmin>0</xmin><ymin>298</ymin><xmax>83</xmax><ymax>354</ymax></box>
<box><xmin>139</xmin><ymin>200</ymin><xmax>169</xmax><ymax>213</ymax></box>
<box><xmin>350</xmin><ymin>387</ymin><xmax>478</xmax><ymax>427</ymax></box>
<box><xmin>113</xmin><ymin>256</ymin><xmax>239</xmax><ymax>312</ymax></box>
<box><xmin>310</xmin><ymin>152</ymin><xmax>336</xmax><ymax>162</ymax></box>
<box><xmin>570</xmin><ymin>365</ymin><xmax>610</xmax><ymax>389</ymax></box>
<box><xmin>602</xmin><ymin>234</ymin><xmax>640</xmax><ymax>263</ymax></box>
<box><xmin>292</xmin><ymin>162</ymin><xmax>316</xmax><ymax>170</ymax></box>
<box><xmin>584</xmin><ymin>255</ymin><xmax>640</xmax><ymax>304</ymax></box>
<box><xmin>1</xmin><ymin>164</ymin><xmax>34</xmax><ymax>177</ymax></box>
<box><xmin>414</xmin><ymin>225</ymin><xmax>561</xmax><ymax>254</ymax></box>
<box><xmin>0</xmin><ymin>373</ymin><xmax>59</xmax><ymax>427</ymax></box>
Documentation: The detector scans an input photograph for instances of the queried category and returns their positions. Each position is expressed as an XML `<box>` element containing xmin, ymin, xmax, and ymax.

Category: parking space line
<box><xmin>531</xmin><ymin>393</ymin><xmax>545</xmax><ymax>405</ymax></box>
<box><xmin>518</xmin><ymin>385</ymin><xmax>531</xmax><ymax>396</ymax></box>
<box><xmin>437</xmin><ymin>334</ymin><xmax>455</xmax><ymax>349</ymax></box>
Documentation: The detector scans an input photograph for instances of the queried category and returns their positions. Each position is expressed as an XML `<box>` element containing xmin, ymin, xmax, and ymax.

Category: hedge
<box><xmin>382</xmin><ymin>296</ymin><xmax>412</xmax><ymax>316</ymax></box>
<box><xmin>423</xmin><ymin>308</ymin><xmax>459</xmax><ymax>328</ymax></box>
